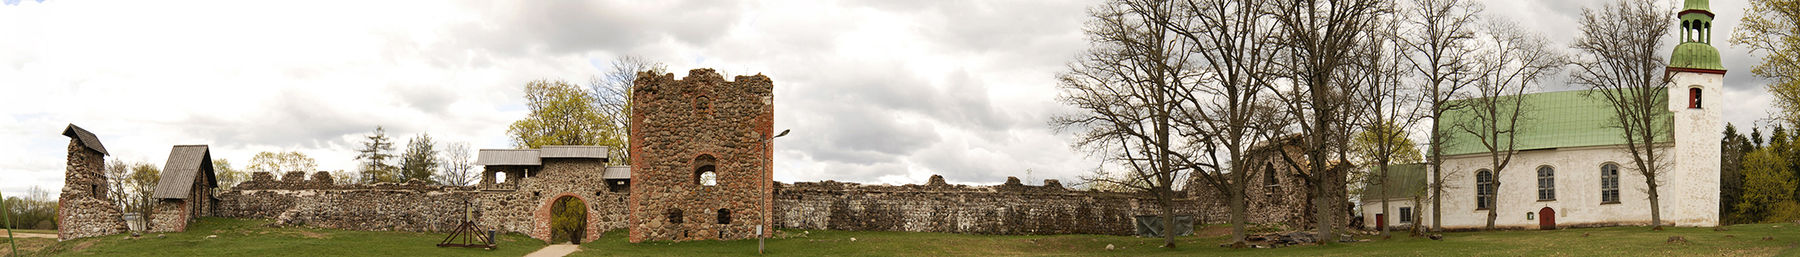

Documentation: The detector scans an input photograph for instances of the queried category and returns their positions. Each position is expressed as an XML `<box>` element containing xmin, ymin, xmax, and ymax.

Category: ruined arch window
<box><xmin>717</xmin><ymin>209</ymin><xmax>731</xmax><ymax>224</ymax></box>
<box><xmin>1537</xmin><ymin>166</ymin><xmax>1555</xmax><ymax>201</ymax></box>
<box><xmin>1476</xmin><ymin>169</ymin><xmax>1494</xmax><ymax>210</ymax></box>
<box><xmin>1263</xmin><ymin>163</ymin><xmax>1278</xmax><ymax>186</ymax></box>
<box><xmin>695</xmin><ymin>95</ymin><xmax>713</xmax><ymax>114</ymax></box>
<box><xmin>1601</xmin><ymin>163</ymin><xmax>1621</xmax><ymax>204</ymax></box>
<box><xmin>667</xmin><ymin>209</ymin><xmax>684</xmax><ymax>224</ymax></box>
<box><xmin>694</xmin><ymin>154</ymin><xmax>718</xmax><ymax>186</ymax></box>
<box><xmin>1689</xmin><ymin>88</ymin><xmax>1703</xmax><ymax>109</ymax></box>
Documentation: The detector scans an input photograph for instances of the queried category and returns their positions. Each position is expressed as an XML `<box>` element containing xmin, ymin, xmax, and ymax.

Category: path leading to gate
<box><xmin>523</xmin><ymin>244</ymin><xmax>580</xmax><ymax>257</ymax></box>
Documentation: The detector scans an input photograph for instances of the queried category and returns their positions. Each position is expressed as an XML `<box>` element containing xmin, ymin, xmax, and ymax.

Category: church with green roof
<box><xmin>1361</xmin><ymin>0</ymin><xmax>1725</xmax><ymax>230</ymax></box>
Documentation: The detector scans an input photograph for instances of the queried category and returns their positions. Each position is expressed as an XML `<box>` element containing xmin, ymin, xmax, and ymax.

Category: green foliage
<box><xmin>127</xmin><ymin>163</ymin><xmax>161</xmax><ymax>218</ymax></box>
<box><xmin>2</xmin><ymin>187</ymin><xmax>57</xmax><ymax>230</ymax></box>
<box><xmin>507</xmin><ymin>80</ymin><xmax>625</xmax><ymax>164</ymax></box>
<box><xmin>213</xmin><ymin>159</ymin><xmax>247</xmax><ymax>190</ymax></box>
<box><xmin>549</xmin><ymin>196</ymin><xmax>588</xmax><ymax>244</ymax></box>
<box><xmin>399</xmin><ymin>133</ymin><xmax>440</xmax><ymax>184</ymax></box>
<box><xmin>356</xmin><ymin>126</ymin><xmax>400</xmax><ymax>184</ymax></box>
<box><xmin>1721</xmin><ymin>123</ymin><xmax>1754</xmax><ymax>224</ymax></box>
<box><xmin>247</xmin><ymin>151</ymin><xmax>318</xmax><ymax>174</ymax></box>
<box><xmin>1737</xmin><ymin>147</ymin><xmax>1794</xmax><ymax>221</ymax></box>
<box><xmin>1732</xmin><ymin>0</ymin><xmax>1800</xmax><ymax>125</ymax></box>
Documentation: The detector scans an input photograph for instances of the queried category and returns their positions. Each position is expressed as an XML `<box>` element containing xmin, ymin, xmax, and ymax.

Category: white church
<box><xmin>1361</xmin><ymin>0</ymin><xmax>1724</xmax><ymax>230</ymax></box>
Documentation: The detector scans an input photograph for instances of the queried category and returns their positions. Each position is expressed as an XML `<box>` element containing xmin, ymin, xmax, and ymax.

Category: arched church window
<box><xmin>1476</xmin><ymin>169</ymin><xmax>1494</xmax><ymax>210</ymax></box>
<box><xmin>1689</xmin><ymin>88</ymin><xmax>1703</xmax><ymax>109</ymax></box>
<box><xmin>1537</xmin><ymin>166</ymin><xmax>1555</xmax><ymax>201</ymax></box>
<box><xmin>1601</xmin><ymin>164</ymin><xmax>1621</xmax><ymax>203</ymax></box>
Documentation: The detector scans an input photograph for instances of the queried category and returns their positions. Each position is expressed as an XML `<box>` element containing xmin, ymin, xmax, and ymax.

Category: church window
<box><xmin>1476</xmin><ymin>169</ymin><xmax>1494</xmax><ymax>210</ymax></box>
<box><xmin>1399</xmin><ymin>207</ymin><xmax>1413</xmax><ymax>223</ymax></box>
<box><xmin>1537</xmin><ymin>166</ymin><xmax>1555</xmax><ymax>201</ymax></box>
<box><xmin>1601</xmin><ymin>163</ymin><xmax>1621</xmax><ymax>204</ymax></box>
<box><xmin>1689</xmin><ymin>88</ymin><xmax>1703</xmax><ymax>109</ymax></box>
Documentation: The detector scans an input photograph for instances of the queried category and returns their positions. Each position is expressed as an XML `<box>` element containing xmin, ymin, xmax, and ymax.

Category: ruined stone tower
<box><xmin>57</xmin><ymin>124</ymin><xmax>127</xmax><ymax>240</ymax></box>
<box><xmin>627</xmin><ymin>69</ymin><xmax>774</xmax><ymax>242</ymax></box>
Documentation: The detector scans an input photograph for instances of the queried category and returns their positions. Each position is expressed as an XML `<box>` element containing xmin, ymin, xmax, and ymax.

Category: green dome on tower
<box><xmin>1685</xmin><ymin>0</ymin><xmax>1709</xmax><ymax>11</ymax></box>
<box><xmin>1670</xmin><ymin>42</ymin><xmax>1724</xmax><ymax>70</ymax></box>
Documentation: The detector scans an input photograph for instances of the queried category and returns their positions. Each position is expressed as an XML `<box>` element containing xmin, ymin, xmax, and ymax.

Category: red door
<box><xmin>1539</xmin><ymin>207</ymin><xmax>1556</xmax><ymax>230</ymax></box>
<box><xmin>1376</xmin><ymin>213</ymin><xmax>1386</xmax><ymax>230</ymax></box>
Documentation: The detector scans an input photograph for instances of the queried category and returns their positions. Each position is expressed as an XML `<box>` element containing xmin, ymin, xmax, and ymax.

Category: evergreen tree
<box><xmin>356</xmin><ymin>126</ymin><xmax>399</xmax><ymax>183</ymax></box>
<box><xmin>1738</xmin><ymin>147</ymin><xmax>1794</xmax><ymax>222</ymax></box>
<box><xmin>400</xmin><ymin>133</ymin><xmax>441</xmax><ymax>184</ymax></box>
<box><xmin>1722</xmin><ymin>124</ymin><xmax>1753</xmax><ymax>224</ymax></box>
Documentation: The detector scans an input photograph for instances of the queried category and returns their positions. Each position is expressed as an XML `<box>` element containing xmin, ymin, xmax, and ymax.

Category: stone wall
<box><xmin>628</xmin><ymin>69</ymin><xmax>775</xmax><ymax>242</ymax></box>
<box><xmin>57</xmin><ymin>140</ymin><xmax>126</xmax><ymax>241</ymax></box>
<box><xmin>217</xmin><ymin>171</ymin><xmax>483</xmax><ymax>232</ymax></box>
<box><xmin>771</xmin><ymin>175</ymin><xmax>1201</xmax><ymax>236</ymax></box>
<box><xmin>477</xmin><ymin>159</ymin><xmax>628</xmax><ymax>244</ymax></box>
<box><xmin>149</xmin><ymin>200</ymin><xmax>187</xmax><ymax>233</ymax></box>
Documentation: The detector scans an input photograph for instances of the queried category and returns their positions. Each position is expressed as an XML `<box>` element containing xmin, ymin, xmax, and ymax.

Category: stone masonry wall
<box><xmin>629</xmin><ymin>69</ymin><xmax>775</xmax><ymax>242</ymax></box>
<box><xmin>217</xmin><ymin>171</ymin><xmax>482</xmax><ymax>232</ymax></box>
<box><xmin>149</xmin><ymin>200</ymin><xmax>187</xmax><ymax>233</ymax></box>
<box><xmin>772</xmin><ymin>175</ymin><xmax>1200</xmax><ymax>236</ymax></box>
<box><xmin>57</xmin><ymin>140</ymin><xmax>126</xmax><ymax>240</ymax></box>
<box><xmin>477</xmin><ymin>159</ymin><xmax>628</xmax><ymax>244</ymax></box>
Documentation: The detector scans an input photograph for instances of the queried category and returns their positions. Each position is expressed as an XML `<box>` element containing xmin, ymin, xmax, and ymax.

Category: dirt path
<box><xmin>0</xmin><ymin>229</ymin><xmax>56</xmax><ymax>239</ymax></box>
<box><xmin>523</xmin><ymin>244</ymin><xmax>580</xmax><ymax>257</ymax></box>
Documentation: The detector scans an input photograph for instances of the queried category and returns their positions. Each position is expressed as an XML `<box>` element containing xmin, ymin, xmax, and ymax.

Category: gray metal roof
<box><xmin>476</xmin><ymin>149</ymin><xmax>541</xmax><ymax>165</ymax></box>
<box><xmin>61</xmin><ymin>124</ymin><xmax>109</xmax><ymax>155</ymax></box>
<box><xmin>603</xmin><ymin>166</ymin><xmax>631</xmax><ymax>179</ymax></box>
<box><xmin>154</xmin><ymin>145</ymin><xmax>215</xmax><ymax>199</ymax></box>
<box><xmin>540</xmin><ymin>145</ymin><xmax>609</xmax><ymax>160</ymax></box>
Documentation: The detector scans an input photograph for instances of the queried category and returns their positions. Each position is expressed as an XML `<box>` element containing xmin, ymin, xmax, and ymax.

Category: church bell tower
<box><xmin>1666</xmin><ymin>0</ymin><xmax>1725</xmax><ymax>227</ymax></box>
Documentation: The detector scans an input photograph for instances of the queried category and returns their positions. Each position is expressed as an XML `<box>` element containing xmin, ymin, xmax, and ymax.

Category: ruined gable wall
<box><xmin>773</xmin><ymin>176</ymin><xmax>1201</xmax><ymax>235</ymax></box>
<box><xmin>57</xmin><ymin>140</ymin><xmax>126</xmax><ymax>240</ymax></box>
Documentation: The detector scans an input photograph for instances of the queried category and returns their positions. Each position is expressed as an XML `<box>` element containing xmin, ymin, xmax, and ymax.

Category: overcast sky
<box><xmin>0</xmin><ymin>0</ymin><xmax>1776</xmax><ymax>197</ymax></box>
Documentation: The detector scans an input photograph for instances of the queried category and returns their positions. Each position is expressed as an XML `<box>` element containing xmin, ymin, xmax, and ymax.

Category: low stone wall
<box><xmin>149</xmin><ymin>200</ymin><xmax>187</xmax><ymax>232</ymax></box>
<box><xmin>217</xmin><ymin>171</ymin><xmax>484</xmax><ymax>232</ymax></box>
<box><xmin>771</xmin><ymin>175</ymin><xmax>1202</xmax><ymax>236</ymax></box>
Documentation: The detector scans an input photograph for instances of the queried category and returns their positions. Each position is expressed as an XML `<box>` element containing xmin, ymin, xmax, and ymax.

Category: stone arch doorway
<box><xmin>549</xmin><ymin>196</ymin><xmax>589</xmax><ymax>244</ymax></box>
<box><xmin>1538</xmin><ymin>207</ymin><xmax>1556</xmax><ymax>230</ymax></box>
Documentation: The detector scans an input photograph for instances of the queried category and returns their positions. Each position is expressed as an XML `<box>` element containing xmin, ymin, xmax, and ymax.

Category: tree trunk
<box><xmin>1485</xmin><ymin>181</ymin><xmax>1500</xmax><ymax>230</ymax></box>
<box><xmin>1161</xmin><ymin>188</ymin><xmax>1177</xmax><ymax>248</ymax></box>
<box><xmin>1648</xmin><ymin>176</ymin><xmax>1662</xmax><ymax>228</ymax></box>
<box><xmin>1229</xmin><ymin>186</ymin><xmax>1248</xmax><ymax>246</ymax></box>
<box><xmin>1429</xmin><ymin>116</ymin><xmax>1444</xmax><ymax>232</ymax></box>
<box><xmin>1379</xmin><ymin>163</ymin><xmax>1390</xmax><ymax>236</ymax></box>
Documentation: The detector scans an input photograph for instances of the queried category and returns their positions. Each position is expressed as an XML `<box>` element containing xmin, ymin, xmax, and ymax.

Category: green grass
<box><xmin>15</xmin><ymin>218</ymin><xmax>1800</xmax><ymax>256</ymax></box>
<box><xmin>18</xmin><ymin>218</ymin><xmax>545</xmax><ymax>257</ymax></box>
<box><xmin>569</xmin><ymin>224</ymin><xmax>1800</xmax><ymax>257</ymax></box>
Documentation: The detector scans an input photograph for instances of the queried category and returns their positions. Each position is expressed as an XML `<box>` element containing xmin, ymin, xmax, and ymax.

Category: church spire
<box><xmin>1670</xmin><ymin>0</ymin><xmax>1725</xmax><ymax>71</ymax></box>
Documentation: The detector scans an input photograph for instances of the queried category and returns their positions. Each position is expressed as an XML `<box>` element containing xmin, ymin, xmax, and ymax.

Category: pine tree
<box><xmin>400</xmin><ymin>133</ymin><xmax>440</xmax><ymax>184</ymax></box>
<box><xmin>356</xmin><ymin>126</ymin><xmax>399</xmax><ymax>183</ymax></box>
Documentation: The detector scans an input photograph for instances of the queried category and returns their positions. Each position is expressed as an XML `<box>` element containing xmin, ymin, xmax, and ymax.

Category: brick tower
<box><xmin>627</xmin><ymin>69</ymin><xmax>774</xmax><ymax>242</ymax></box>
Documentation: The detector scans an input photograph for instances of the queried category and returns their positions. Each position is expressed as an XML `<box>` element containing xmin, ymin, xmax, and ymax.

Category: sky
<box><xmin>0</xmin><ymin>0</ymin><xmax>1778</xmax><ymax>197</ymax></box>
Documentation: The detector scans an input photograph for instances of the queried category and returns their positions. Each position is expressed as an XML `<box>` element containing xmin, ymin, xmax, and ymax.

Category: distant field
<box><xmin>9</xmin><ymin>218</ymin><xmax>1799</xmax><ymax>256</ymax></box>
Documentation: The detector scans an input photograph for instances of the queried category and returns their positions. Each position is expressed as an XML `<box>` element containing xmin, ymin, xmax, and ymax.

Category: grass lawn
<box><xmin>11</xmin><ymin>218</ymin><xmax>1800</xmax><ymax>256</ymax></box>
<box><xmin>570</xmin><ymin>224</ymin><xmax>1800</xmax><ymax>257</ymax></box>
<box><xmin>12</xmin><ymin>218</ymin><xmax>545</xmax><ymax>257</ymax></box>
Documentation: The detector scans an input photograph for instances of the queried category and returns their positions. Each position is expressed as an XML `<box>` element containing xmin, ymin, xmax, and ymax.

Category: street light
<box><xmin>760</xmin><ymin>129</ymin><xmax>788</xmax><ymax>254</ymax></box>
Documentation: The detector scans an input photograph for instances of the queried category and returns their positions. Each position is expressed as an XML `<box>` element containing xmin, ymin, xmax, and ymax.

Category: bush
<box><xmin>1764</xmin><ymin>201</ymin><xmax>1800</xmax><ymax>223</ymax></box>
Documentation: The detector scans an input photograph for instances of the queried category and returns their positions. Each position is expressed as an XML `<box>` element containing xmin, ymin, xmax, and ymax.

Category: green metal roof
<box><xmin>1684</xmin><ymin>0</ymin><xmax>1709</xmax><ymax>11</ymax></box>
<box><xmin>1435</xmin><ymin>89</ymin><xmax>1672</xmax><ymax>156</ymax></box>
<box><xmin>1360</xmin><ymin>163</ymin><xmax>1427</xmax><ymax>201</ymax></box>
<box><xmin>1670</xmin><ymin>42</ymin><xmax>1725</xmax><ymax>71</ymax></box>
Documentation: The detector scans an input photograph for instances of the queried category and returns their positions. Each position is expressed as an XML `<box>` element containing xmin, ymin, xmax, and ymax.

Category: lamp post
<box><xmin>760</xmin><ymin>129</ymin><xmax>788</xmax><ymax>254</ymax></box>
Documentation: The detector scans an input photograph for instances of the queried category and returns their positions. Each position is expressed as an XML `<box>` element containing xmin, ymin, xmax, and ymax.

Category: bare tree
<box><xmin>1053</xmin><ymin>0</ymin><xmax>1206</xmax><ymax>248</ymax></box>
<box><xmin>1569</xmin><ymin>0</ymin><xmax>1676</xmax><ymax>228</ymax></box>
<box><xmin>1457</xmin><ymin>20</ymin><xmax>1564</xmax><ymax>230</ymax></box>
<box><xmin>1161</xmin><ymin>0</ymin><xmax>1282</xmax><ymax>246</ymax></box>
<box><xmin>105</xmin><ymin>159</ymin><xmax>130</xmax><ymax>210</ymax></box>
<box><xmin>1355</xmin><ymin>15</ymin><xmax>1426</xmax><ymax>237</ymax></box>
<box><xmin>1397</xmin><ymin>0</ymin><xmax>1483</xmax><ymax>232</ymax></box>
<box><xmin>590</xmin><ymin>56</ymin><xmax>667</xmax><ymax>166</ymax></box>
<box><xmin>1266</xmin><ymin>0</ymin><xmax>1387</xmax><ymax>244</ymax></box>
<box><xmin>436</xmin><ymin>142</ymin><xmax>478</xmax><ymax>186</ymax></box>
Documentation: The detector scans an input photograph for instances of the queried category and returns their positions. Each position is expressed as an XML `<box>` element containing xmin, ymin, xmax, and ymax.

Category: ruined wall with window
<box><xmin>776</xmin><ymin>175</ymin><xmax>1202</xmax><ymax>235</ymax></box>
<box><xmin>1183</xmin><ymin>136</ymin><xmax>1351</xmax><ymax>231</ymax></box>
<box><xmin>626</xmin><ymin>69</ymin><xmax>775</xmax><ymax>242</ymax></box>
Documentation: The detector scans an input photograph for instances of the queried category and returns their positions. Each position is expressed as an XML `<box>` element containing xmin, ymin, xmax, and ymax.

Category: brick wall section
<box><xmin>148</xmin><ymin>200</ymin><xmax>187</xmax><ymax>233</ymax></box>
<box><xmin>57</xmin><ymin>140</ymin><xmax>126</xmax><ymax>241</ymax></box>
<box><xmin>628</xmin><ymin>69</ymin><xmax>775</xmax><ymax>242</ymax></box>
<box><xmin>772</xmin><ymin>175</ymin><xmax>1201</xmax><ymax>235</ymax></box>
